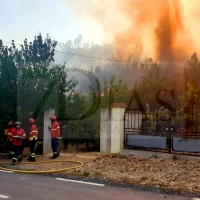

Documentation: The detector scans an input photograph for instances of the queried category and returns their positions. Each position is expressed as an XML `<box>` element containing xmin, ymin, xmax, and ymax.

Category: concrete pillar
<box><xmin>100</xmin><ymin>103</ymin><xmax>126</xmax><ymax>154</ymax></box>
<box><xmin>43</xmin><ymin>109</ymin><xmax>55</xmax><ymax>155</ymax></box>
<box><xmin>110</xmin><ymin>103</ymin><xmax>126</xmax><ymax>153</ymax></box>
<box><xmin>100</xmin><ymin>108</ymin><xmax>111</xmax><ymax>153</ymax></box>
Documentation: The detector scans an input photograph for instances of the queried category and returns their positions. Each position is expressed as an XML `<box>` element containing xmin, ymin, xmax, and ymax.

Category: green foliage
<box><xmin>83</xmin><ymin>170</ymin><xmax>90</xmax><ymax>176</ymax></box>
<box><xmin>60</xmin><ymin>90</ymin><xmax>100</xmax><ymax>150</ymax></box>
<box><xmin>172</xmin><ymin>154</ymin><xmax>179</xmax><ymax>160</ymax></box>
<box><xmin>21</xmin><ymin>34</ymin><xmax>57</xmax><ymax>68</ymax></box>
<box><xmin>0</xmin><ymin>40</ymin><xmax>18</xmax><ymax>131</ymax></box>
<box><xmin>64</xmin><ymin>75</ymin><xmax>131</xmax><ymax>151</ymax></box>
<box><xmin>118</xmin><ymin>154</ymin><xmax>128</xmax><ymax>159</ymax></box>
<box><xmin>151</xmin><ymin>154</ymin><xmax>160</xmax><ymax>158</ymax></box>
<box><xmin>94</xmin><ymin>171</ymin><xmax>103</xmax><ymax>176</ymax></box>
<box><xmin>184</xmin><ymin>83</ymin><xmax>200</xmax><ymax>132</ymax></box>
<box><xmin>0</xmin><ymin>34</ymin><xmax>78</xmax><ymax>149</ymax></box>
<box><xmin>3</xmin><ymin>32</ymin><xmax>200</xmax><ymax>153</ymax></box>
<box><xmin>133</xmin><ymin>67</ymin><xmax>178</xmax><ymax>111</ymax></box>
<box><xmin>140</xmin><ymin>176</ymin><xmax>149</xmax><ymax>181</ymax></box>
<box><xmin>101</xmin><ymin>76</ymin><xmax>130</xmax><ymax>108</ymax></box>
<box><xmin>141</xmin><ymin>103</ymin><xmax>186</xmax><ymax>133</ymax></box>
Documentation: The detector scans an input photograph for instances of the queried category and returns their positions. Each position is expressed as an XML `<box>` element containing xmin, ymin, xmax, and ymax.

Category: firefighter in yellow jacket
<box><xmin>27</xmin><ymin>118</ymin><xmax>38</xmax><ymax>162</ymax></box>
<box><xmin>48</xmin><ymin>116</ymin><xmax>60</xmax><ymax>159</ymax></box>
<box><xmin>4</xmin><ymin>121</ymin><xmax>15</xmax><ymax>158</ymax></box>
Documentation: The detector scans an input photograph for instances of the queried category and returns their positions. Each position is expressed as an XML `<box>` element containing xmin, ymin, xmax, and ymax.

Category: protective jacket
<box><xmin>11</xmin><ymin>128</ymin><xmax>26</xmax><ymax>146</ymax></box>
<box><xmin>29</xmin><ymin>124</ymin><xmax>38</xmax><ymax>140</ymax></box>
<box><xmin>50</xmin><ymin>121</ymin><xmax>60</xmax><ymax>138</ymax></box>
<box><xmin>4</xmin><ymin>127</ymin><xmax>15</xmax><ymax>141</ymax></box>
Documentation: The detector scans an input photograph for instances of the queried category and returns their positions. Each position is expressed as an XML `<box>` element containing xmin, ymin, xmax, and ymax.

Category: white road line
<box><xmin>0</xmin><ymin>170</ymin><xmax>13</xmax><ymax>173</ymax></box>
<box><xmin>56</xmin><ymin>178</ymin><xmax>105</xmax><ymax>187</ymax></box>
<box><xmin>193</xmin><ymin>198</ymin><xmax>200</xmax><ymax>200</ymax></box>
<box><xmin>0</xmin><ymin>194</ymin><xmax>10</xmax><ymax>199</ymax></box>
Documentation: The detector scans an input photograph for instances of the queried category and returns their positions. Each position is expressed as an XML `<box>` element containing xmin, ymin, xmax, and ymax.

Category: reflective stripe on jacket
<box><xmin>11</xmin><ymin>128</ymin><xmax>26</xmax><ymax>146</ymax></box>
<box><xmin>4</xmin><ymin>127</ymin><xmax>15</xmax><ymax>140</ymax></box>
<box><xmin>4</xmin><ymin>129</ymin><xmax>8</xmax><ymax>135</ymax></box>
<box><xmin>29</xmin><ymin>124</ymin><xmax>38</xmax><ymax>140</ymax></box>
<box><xmin>50</xmin><ymin>121</ymin><xmax>60</xmax><ymax>138</ymax></box>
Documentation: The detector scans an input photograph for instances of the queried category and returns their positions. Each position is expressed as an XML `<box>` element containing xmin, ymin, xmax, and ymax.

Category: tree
<box><xmin>0</xmin><ymin>40</ymin><xmax>20</xmax><ymax>130</ymax></box>
<box><xmin>185</xmin><ymin>83</ymin><xmax>200</xmax><ymax>133</ymax></box>
<box><xmin>0</xmin><ymin>33</ymin><xmax>78</xmax><ymax>150</ymax></box>
<box><xmin>21</xmin><ymin>34</ymin><xmax>57</xmax><ymax>68</ymax></box>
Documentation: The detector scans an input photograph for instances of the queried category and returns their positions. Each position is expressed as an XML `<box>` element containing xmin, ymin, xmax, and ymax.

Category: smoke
<box><xmin>154</xmin><ymin>0</ymin><xmax>186</xmax><ymax>61</ymax></box>
<box><xmin>113</xmin><ymin>0</ymin><xmax>195</xmax><ymax>62</ymax></box>
<box><xmin>67</xmin><ymin>0</ymin><xmax>199</xmax><ymax>62</ymax></box>
<box><xmin>114</xmin><ymin>0</ymin><xmax>163</xmax><ymax>61</ymax></box>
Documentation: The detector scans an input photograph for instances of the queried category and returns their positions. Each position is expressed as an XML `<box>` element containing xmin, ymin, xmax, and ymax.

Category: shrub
<box><xmin>94</xmin><ymin>171</ymin><xmax>103</xmax><ymax>176</ymax></box>
<box><xmin>151</xmin><ymin>154</ymin><xmax>160</xmax><ymax>158</ymax></box>
<box><xmin>118</xmin><ymin>155</ymin><xmax>128</xmax><ymax>159</ymax></box>
<box><xmin>172</xmin><ymin>154</ymin><xmax>178</xmax><ymax>160</ymax></box>
<box><xmin>83</xmin><ymin>170</ymin><xmax>90</xmax><ymax>177</ymax></box>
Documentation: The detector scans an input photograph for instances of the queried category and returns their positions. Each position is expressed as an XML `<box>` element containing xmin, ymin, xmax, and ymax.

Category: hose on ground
<box><xmin>0</xmin><ymin>160</ymin><xmax>83</xmax><ymax>174</ymax></box>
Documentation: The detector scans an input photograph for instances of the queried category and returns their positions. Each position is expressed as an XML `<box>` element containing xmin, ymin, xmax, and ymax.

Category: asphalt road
<box><xmin>0</xmin><ymin>170</ymin><xmax>198</xmax><ymax>200</ymax></box>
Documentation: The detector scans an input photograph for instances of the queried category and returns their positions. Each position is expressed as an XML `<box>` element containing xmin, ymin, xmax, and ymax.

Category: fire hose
<box><xmin>0</xmin><ymin>160</ymin><xmax>83</xmax><ymax>174</ymax></box>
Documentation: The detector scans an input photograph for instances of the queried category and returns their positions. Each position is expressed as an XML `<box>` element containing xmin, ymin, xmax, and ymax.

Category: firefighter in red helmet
<box><xmin>27</xmin><ymin>118</ymin><xmax>38</xmax><ymax>162</ymax></box>
<box><xmin>11</xmin><ymin>122</ymin><xmax>26</xmax><ymax>166</ymax></box>
<box><xmin>4</xmin><ymin>121</ymin><xmax>15</xmax><ymax>158</ymax></box>
<box><xmin>48</xmin><ymin>115</ymin><xmax>60</xmax><ymax>159</ymax></box>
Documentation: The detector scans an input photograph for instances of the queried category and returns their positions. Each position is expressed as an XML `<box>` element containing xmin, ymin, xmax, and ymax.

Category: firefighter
<box><xmin>27</xmin><ymin>118</ymin><xmax>38</xmax><ymax>162</ymax></box>
<box><xmin>48</xmin><ymin>115</ymin><xmax>60</xmax><ymax>159</ymax></box>
<box><xmin>4</xmin><ymin>121</ymin><xmax>15</xmax><ymax>158</ymax></box>
<box><xmin>11</xmin><ymin>122</ymin><xmax>26</xmax><ymax>166</ymax></box>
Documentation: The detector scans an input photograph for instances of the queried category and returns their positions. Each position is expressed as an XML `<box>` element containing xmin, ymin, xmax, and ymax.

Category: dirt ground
<box><xmin>59</xmin><ymin>153</ymin><xmax>200</xmax><ymax>194</ymax></box>
<box><xmin>0</xmin><ymin>147</ymin><xmax>200</xmax><ymax>194</ymax></box>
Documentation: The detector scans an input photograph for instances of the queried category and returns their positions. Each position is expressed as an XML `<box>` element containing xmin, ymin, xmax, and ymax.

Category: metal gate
<box><xmin>124</xmin><ymin>108</ymin><xmax>200</xmax><ymax>155</ymax></box>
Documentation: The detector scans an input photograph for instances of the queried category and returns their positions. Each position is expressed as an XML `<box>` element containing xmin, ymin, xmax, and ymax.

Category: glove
<box><xmin>17</xmin><ymin>136</ymin><xmax>22</xmax><ymax>140</ymax></box>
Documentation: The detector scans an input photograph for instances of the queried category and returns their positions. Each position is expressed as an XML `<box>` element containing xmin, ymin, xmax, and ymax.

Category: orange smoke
<box><xmin>154</xmin><ymin>0</ymin><xmax>187</xmax><ymax>61</ymax></box>
<box><xmin>68</xmin><ymin>0</ymin><xmax>199</xmax><ymax>62</ymax></box>
<box><xmin>115</xmin><ymin>0</ymin><xmax>191</xmax><ymax>61</ymax></box>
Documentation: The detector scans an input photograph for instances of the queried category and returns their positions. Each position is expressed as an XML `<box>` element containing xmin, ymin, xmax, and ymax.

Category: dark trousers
<box><xmin>29</xmin><ymin>140</ymin><xmax>36</xmax><ymax>158</ymax></box>
<box><xmin>51</xmin><ymin>138</ymin><xmax>58</xmax><ymax>155</ymax></box>
<box><xmin>8</xmin><ymin>141</ymin><xmax>14</xmax><ymax>155</ymax></box>
<box><xmin>20</xmin><ymin>139</ymin><xmax>27</xmax><ymax>155</ymax></box>
<box><xmin>12</xmin><ymin>146</ymin><xmax>21</xmax><ymax>162</ymax></box>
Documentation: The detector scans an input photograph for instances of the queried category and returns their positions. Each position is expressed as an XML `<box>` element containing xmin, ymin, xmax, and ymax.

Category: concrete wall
<box><xmin>43</xmin><ymin>109</ymin><xmax>55</xmax><ymax>155</ymax></box>
<box><xmin>100</xmin><ymin>103</ymin><xmax>126</xmax><ymax>154</ymax></box>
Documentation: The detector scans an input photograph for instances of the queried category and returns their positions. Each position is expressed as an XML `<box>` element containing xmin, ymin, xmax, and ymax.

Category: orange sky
<box><xmin>67</xmin><ymin>0</ymin><xmax>200</xmax><ymax>62</ymax></box>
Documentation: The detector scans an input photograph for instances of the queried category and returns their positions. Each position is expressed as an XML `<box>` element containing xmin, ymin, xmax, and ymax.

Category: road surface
<box><xmin>0</xmin><ymin>170</ymin><xmax>199</xmax><ymax>200</ymax></box>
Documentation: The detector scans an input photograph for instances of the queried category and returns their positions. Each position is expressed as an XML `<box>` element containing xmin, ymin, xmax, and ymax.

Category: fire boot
<box><xmin>50</xmin><ymin>154</ymin><xmax>57</xmax><ymax>159</ymax></box>
<box><xmin>57</xmin><ymin>151</ymin><xmax>60</xmax><ymax>157</ymax></box>
<box><xmin>10</xmin><ymin>152</ymin><xmax>14</xmax><ymax>159</ymax></box>
<box><xmin>50</xmin><ymin>151</ymin><xmax>58</xmax><ymax>159</ymax></box>
<box><xmin>8</xmin><ymin>151</ymin><xmax>14</xmax><ymax>159</ymax></box>
<box><xmin>12</xmin><ymin>159</ymin><xmax>17</xmax><ymax>166</ymax></box>
<box><xmin>50</xmin><ymin>155</ymin><xmax>57</xmax><ymax>159</ymax></box>
<box><xmin>29</xmin><ymin>157</ymin><xmax>36</xmax><ymax>162</ymax></box>
<box><xmin>18</xmin><ymin>156</ymin><xmax>23</xmax><ymax>163</ymax></box>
